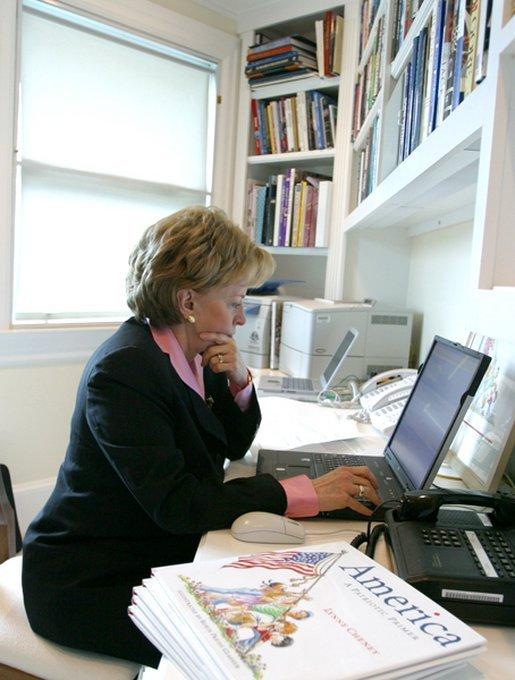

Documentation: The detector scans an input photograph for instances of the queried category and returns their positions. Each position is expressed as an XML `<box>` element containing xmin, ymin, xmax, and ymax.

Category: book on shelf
<box><xmin>254</xmin><ymin>185</ymin><xmax>268</xmax><ymax>246</ymax></box>
<box><xmin>246</xmin><ymin>169</ymin><xmax>331</xmax><ymax>248</ymax></box>
<box><xmin>245</xmin><ymin>51</ymin><xmax>318</xmax><ymax>74</ymax></box>
<box><xmin>450</xmin><ymin>0</ymin><xmax>468</xmax><ymax>111</ymax></box>
<box><xmin>246</xmin><ymin>35</ymin><xmax>318</xmax><ymax>86</ymax></box>
<box><xmin>315</xmin><ymin>10</ymin><xmax>345</xmax><ymax>78</ymax></box>
<box><xmin>442</xmin><ymin>0</ymin><xmax>461</xmax><ymax>120</ymax></box>
<box><xmin>461</xmin><ymin>0</ymin><xmax>481</xmax><ymax>97</ymax></box>
<box><xmin>410</xmin><ymin>25</ymin><xmax>429</xmax><ymax>152</ymax></box>
<box><xmin>129</xmin><ymin>540</ymin><xmax>486</xmax><ymax>679</ymax></box>
<box><xmin>272</xmin><ymin>174</ymin><xmax>285</xmax><ymax>246</ymax></box>
<box><xmin>420</xmin><ymin>10</ymin><xmax>436</xmax><ymax>142</ymax></box>
<box><xmin>360</xmin><ymin>0</ymin><xmax>382</xmax><ymax>60</ymax></box>
<box><xmin>250</xmin><ymin>90</ymin><xmax>338</xmax><ymax>156</ymax></box>
<box><xmin>247</xmin><ymin>44</ymin><xmax>317</xmax><ymax>63</ymax></box>
<box><xmin>474</xmin><ymin>0</ymin><xmax>492</xmax><ymax>84</ymax></box>
<box><xmin>248</xmin><ymin>68</ymin><xmax>316</xmax><ymax>88</ymax></box>
<box><xmin>248</xmin><ymin>34</ymin><xmax>316</xmax><ymax>56</ymax></box>
<box><xmin>428</xmin><ymin>0</ymin><xmax>447</xmax><ymax>133</ymax></box>
<box><xmin>314</xmin><ymin>180</ymin><xmax>333</xmax><ymax>248</ymax></box>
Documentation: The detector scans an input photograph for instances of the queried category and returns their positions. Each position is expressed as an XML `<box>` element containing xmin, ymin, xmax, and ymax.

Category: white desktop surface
<box><xmin>147</xmin><ymin>399</ymin><xmax>514</xmax><ymax>679</ymax></box>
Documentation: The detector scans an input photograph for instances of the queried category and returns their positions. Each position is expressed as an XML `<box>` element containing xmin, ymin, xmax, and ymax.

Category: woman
<box><xmin>22</xmin><ymin>206</ymin><xmax>380</xmax><ymax>668</ymax></box>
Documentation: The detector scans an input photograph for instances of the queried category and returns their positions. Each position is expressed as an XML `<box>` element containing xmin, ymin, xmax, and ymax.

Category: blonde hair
<box><xmin>126</xmin><ymin>205</ymin><xmax>275</xmax><ymax>326</ymax></box>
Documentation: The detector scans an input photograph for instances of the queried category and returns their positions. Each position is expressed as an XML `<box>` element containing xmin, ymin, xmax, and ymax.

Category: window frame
<box><xmin>0</xmin><ymin>0</ymin><xmax>239</xmax><ymax>365</ymax></box>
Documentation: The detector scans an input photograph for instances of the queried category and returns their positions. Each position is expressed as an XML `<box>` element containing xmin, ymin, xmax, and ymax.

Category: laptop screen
<box><xmin>384</xmin><ymin>336</ymin><xmax>491</xmax><ymax>490</ymax></box>
<box><xmin>320</xmin><ymin>328</ymin><xmax>358</xmax><ymax>390</ymax></box>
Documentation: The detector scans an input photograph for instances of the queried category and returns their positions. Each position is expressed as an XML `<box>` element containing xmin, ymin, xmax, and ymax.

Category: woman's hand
<box><xmin>199</xmin><ymin>332</ymin><xmax>250</xmax><ymax>388</ymax></box>
<box><xmin>311</xmin><ymin>465</ymin><xmax>381</xmax><ymax>516</ymax></box>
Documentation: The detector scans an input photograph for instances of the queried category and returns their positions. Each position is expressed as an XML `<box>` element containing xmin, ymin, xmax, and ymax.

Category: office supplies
<box><xmin>231</xmin><ymin>512</ymin><xmax>305</xmax><ymax>544</ymax></box>
<box><xmin>256</xmin><ymin>328</ymin><xmax>358</xmax><ymax>401</ymax></box>
<box><xmin>129</xmin><ymin>540</ymin><xmax>486</xmax><ymax>679</ymax></box>
<box><xmin>257</xmin><ymin>336</ymin><xmax>492</xmax><ymax>519</ymax></box>
<box><xmin>385</xmin><ymin>489</ymin><xmax>515</xmax><ymax>625</ymax></box>
<box><xmin>279</xmin><ymin>299</ymin><xmax>413</xmax><ymax>380</ymax></box>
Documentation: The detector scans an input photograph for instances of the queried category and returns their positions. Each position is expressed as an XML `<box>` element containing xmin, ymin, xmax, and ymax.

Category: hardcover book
<box><xmin>129</xmin><ymin>541</ymin><xmax>486</xmax><ymax>679</ymax></box>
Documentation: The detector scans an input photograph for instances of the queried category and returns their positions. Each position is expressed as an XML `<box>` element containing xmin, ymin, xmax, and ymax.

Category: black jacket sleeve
<box><xmin>85</xmin><ymin>346</ymin><xmax>287</xmax><ymax>533</ymax></box>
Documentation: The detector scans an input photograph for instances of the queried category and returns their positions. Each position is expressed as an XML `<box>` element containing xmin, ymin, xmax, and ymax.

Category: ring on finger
<box><xmin>217</xmin><ymin>353</ymin><xmax>224</xmax><ymax>364</ymax></box>
<box><xmin>357</xmin><ymin>484</ymin><xmax>366</xmax><ymax>500</ymax></box>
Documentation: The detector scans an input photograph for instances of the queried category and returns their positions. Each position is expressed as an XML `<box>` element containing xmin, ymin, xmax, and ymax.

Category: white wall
<box><xmin>407</xmin><ymin>221</ymin><xmax>474</xmax><ymax>361</ymax></box>
<box><xmin>1</xmin><ymin>362</ymin><xmax>86</xmax><ymax>484</ymax></box>
<box><xmin>150</xmin><ymin>0</ymin><xmax>236</xmax><ymax>33</ymax></box>
<box><xmin>406</xmin><ymin>221</ymin><xmax>515</xmax><ymax>363</ymax></box>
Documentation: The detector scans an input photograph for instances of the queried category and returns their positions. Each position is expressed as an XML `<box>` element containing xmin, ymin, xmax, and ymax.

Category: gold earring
<box><xmin>186</xmin><ymin>314</ymin><xmax>196</xmax><ymax>324</ymax></box>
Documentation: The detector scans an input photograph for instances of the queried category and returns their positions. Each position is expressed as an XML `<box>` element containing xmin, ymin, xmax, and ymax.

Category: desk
<box><xmin>190</xmin><ymin>454</ymin><xmax>515</xmax><ymax>680</ymax></box>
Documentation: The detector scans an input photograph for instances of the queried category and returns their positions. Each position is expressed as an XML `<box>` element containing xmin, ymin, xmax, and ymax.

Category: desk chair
<box><xmin>0</xmin><ymin>464</ymin><xmax>141</xmax><ymax>680</ymax></box>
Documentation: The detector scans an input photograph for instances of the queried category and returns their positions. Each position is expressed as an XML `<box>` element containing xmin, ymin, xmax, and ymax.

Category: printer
<box><xmin>279</xmin><ymin>299</ymin><xmax>413</xmax><ymax>380</ymax></box>
<box><xmin>235</xmin><ymin>295</ymin><xmax>297</xmax><ymax>369</ymax></box>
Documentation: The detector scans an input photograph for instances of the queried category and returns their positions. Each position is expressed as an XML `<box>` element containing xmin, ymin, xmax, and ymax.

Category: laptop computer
<box><xmin>256</xmin><ymin>328</ymin><xmax>358</xmax><ymax>401</ymax></box>
<box><xmin>257</xmin><ymin>336</ymin><xmax>492</xmax><ymax>519</ymax></box>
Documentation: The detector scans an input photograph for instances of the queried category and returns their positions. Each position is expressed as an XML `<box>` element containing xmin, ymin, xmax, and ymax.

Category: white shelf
<box><xmin>353</xmin><ymin>94</ymin><xmax>381</xmax><ymax>151</ymax></box>
<box><xmin>390</xmin><ymin>0</ymin><xmax>435</xmax><ymax>80</ymax></box>
<box><xmin>344</xmin><ymin>83</ymin><xmax>487</xmax><ymax>232</ymax></box>
<box><xmin>250</xmin><ymin>75</ymin><xmax>340</xmax><ymax>99</ymax></box>
<box><xmin>357</xmin><ymin>0</ymin><xmax>386</xmax><ymax>75</ymax></box>
<box><xmin>263</xmin><ymin>246</ymin><xmax>328</xmax><ymax>256</ymax></box>
<box><xmin>248</xmin><ymin>148</ymin><xmax>335</xmax><ymax>165</ymax></box>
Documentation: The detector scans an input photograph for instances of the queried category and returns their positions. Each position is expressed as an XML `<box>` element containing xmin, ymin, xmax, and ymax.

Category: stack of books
<box><xmin>246</xmin><ymin>171</ymin><xmax>332</xmax><ymax>249</ymax></box>
<box><xmin>359</xmin><ymin>0</ymin><xmax>383</xmax><ymax>60</ymax></box>
<box><xmin>251</xmin><ymin>90</ymin><xmax>338</xmax><ymax>155</ymax></box>
<box><xmin>315</xmin><ymin>9</ymin><xmax>345</xmax><ymax>77</ymax></box>
<box><xmin>129</xmin><ymin>540</ymin><xmax>486</xmax><ymax>679</ymax></box>
<box><xmin>397</xmin><ymin>0</ymin><xmax>493</xmax><ymax>163</ymax></box>
<box><xmin>356</xmin><ymin>117</ymin><xmax>380</xmax><ymax>203</ymax></box>
<box><xmin>352</xmin><ymin>15</ymin><xmax>384</xmax><ymax>140</ymax></box>
<box><xmin>245</xmin><ymin>35</ymin><xmax>318</xmax><ymax>88</ymax></box>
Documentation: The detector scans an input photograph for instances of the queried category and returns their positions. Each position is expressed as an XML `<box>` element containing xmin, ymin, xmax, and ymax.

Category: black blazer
<box><xmin>22</xmin><ymin>318</ymin><xmax>286</xmax><ymax>664</ymax></box>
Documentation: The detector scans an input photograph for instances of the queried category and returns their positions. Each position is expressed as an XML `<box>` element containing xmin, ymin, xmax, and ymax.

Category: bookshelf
<box><xmin>325</xmin><ymin>0</ymin><xmax>515</xmax><ymax>299</ymax></box>
<box><xmin>232</xmin><ymin>4</ymin><xmax>347</xmax><ymax>297</ymax></box>
<box><xmin>232</xmin><ymin>0</ymin><xmax>514</xmax><ymax>303</ymax></box>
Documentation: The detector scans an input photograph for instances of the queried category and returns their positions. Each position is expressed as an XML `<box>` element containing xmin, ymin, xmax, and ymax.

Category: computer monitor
<box><xmin>445</xmin><ymin>335</ymin><xmax>515</xmax><ymax>492</ymax></box>
<box><xmin>383</xmin><ymin>336</ymin><xmax>492</xmax><ymax>492</ymax></box>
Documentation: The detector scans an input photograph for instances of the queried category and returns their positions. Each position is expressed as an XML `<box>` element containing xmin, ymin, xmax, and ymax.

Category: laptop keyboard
<box><xmin>282</xmin><ymin>377</ymin><xmax>314</xmax><ymax>391</ymax></box>
<box><xmin>314</xmin><ymin>453</ymin><xmax>365</xmax><ymax>472</ymax></box>
<box><xmin>313</xmin><ymin>453</ymin><xmax>399</xmax><ymax>500</ymax></box>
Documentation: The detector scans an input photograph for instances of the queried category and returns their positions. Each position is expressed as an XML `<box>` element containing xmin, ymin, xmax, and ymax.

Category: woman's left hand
<box><xmin>199</xmin><ymin>332</ymin><xmax>250</xmax><ymax>389</ymax></box>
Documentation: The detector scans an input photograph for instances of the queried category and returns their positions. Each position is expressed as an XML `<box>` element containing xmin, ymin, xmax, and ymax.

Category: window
<box><xmin>14</xmin><ymin>0</ymin><xmax>218</xmax><ymax>324</ymax></box>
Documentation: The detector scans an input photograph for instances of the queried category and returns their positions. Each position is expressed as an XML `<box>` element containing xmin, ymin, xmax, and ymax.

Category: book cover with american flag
<box><xmin>129</xmin><ymin>540</ymin><xmax>485</xmax><ymax>679</ymax></box>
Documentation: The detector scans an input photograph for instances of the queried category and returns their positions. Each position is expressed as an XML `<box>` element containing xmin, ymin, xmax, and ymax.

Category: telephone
<box><xmin>385</xmin><ymin>489</ymin><xmax>515</xmax><ymax>625</ymax></box>
<box><xmin>349</xmin><ymin>368</ymin><xmax>418</xmax><ymax>434</ymax></box>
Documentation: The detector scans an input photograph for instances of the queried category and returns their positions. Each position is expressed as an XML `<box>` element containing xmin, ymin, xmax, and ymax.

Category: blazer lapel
<box><xmin>174</xmin><ymin>373</ymin><xmax>228</xmax><ymax>446</ymax></box>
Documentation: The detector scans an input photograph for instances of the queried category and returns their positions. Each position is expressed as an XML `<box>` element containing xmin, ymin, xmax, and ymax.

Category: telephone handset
<box><xmin>358</xmin><ymin>368</ymin><xmax>418</xmax><ymax>412</ymax></box>
<box><xmin>349</xmin><ymin>368</ymin><xmax>418</xmax><ymax>434</ymax></box>
<box><xmin>394</xmin><ymin>488</ymin><xmax>515</xmax><ymax>526</ymax></box>
<box><xmin>385</xmin><ymin>489</ymin><xmax>515</xmax><ymax>625</ymax></box>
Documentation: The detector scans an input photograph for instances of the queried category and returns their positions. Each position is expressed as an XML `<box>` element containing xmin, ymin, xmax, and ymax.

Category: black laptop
<box><xmin>257</xmin><ymin>336</ymin><xmax>491</xmax><ymax>519</ymax></box>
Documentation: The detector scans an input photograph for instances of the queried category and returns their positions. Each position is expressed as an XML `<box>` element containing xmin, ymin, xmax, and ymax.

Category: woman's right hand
<box><xmin>311</xmin><ymin>465</ymin><xmax>381</xmax><ymax>516</ymax></box>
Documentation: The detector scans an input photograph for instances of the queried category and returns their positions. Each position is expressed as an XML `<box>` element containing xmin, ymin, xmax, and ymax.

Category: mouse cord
<box><xmin>305</xmin><ymin>529</ymin><xmax>362</xmax><ymax>537</ymax></box>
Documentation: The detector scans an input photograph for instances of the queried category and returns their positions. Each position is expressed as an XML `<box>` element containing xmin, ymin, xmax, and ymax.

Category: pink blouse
<box><xmin>149</xmin><ymin>325</ymin><xmax>319</xmax><ymax>518</ymax></box>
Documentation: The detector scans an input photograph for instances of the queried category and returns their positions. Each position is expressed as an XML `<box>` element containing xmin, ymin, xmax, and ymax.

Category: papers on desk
<box><xmin>129</xmin><ymin>540</ymin><xmax>485</xmax><ymax>680</ymax></box>
<box><xmin>251</xmin><ymin>396</ymin><xmax>362</xmax><ymax>454</ymax></box>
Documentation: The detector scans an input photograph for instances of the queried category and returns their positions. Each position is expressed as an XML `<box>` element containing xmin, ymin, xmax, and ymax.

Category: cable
<box><xmin>305</xmin><ymin>528</ymin><xmax>362</xmax><ymax>537</ymax></box>
<box><xmin>365</xmin><ymin>524</ymin><xmax>387</xmax><ymax>557</ymax></box>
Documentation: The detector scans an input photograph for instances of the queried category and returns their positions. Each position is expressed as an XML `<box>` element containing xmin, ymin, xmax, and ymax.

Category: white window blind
<box><xmin>14</xmin><ymin>1</ymin><xmax>217</xmax><ymax>324</ymax></box>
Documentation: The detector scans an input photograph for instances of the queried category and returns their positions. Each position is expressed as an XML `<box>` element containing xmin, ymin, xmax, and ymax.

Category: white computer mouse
<box><xmin>231</xmin><ymin>511</ymin><xmax>305</xmax><ymax>544</ymax></box>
